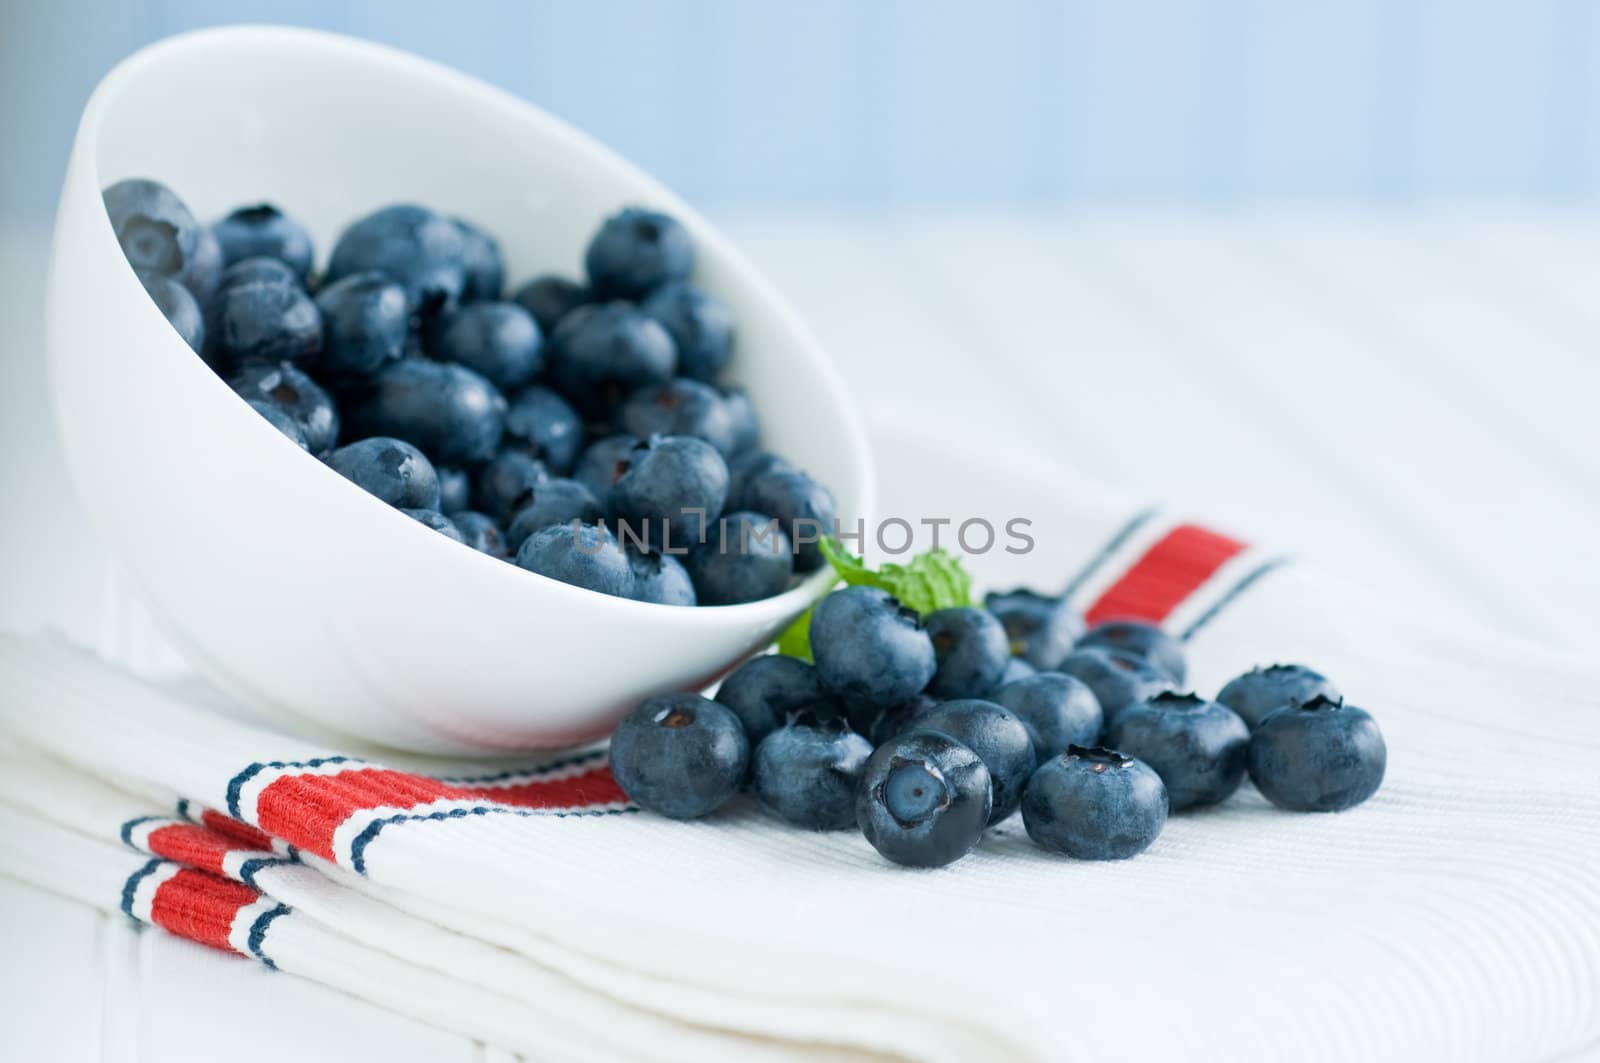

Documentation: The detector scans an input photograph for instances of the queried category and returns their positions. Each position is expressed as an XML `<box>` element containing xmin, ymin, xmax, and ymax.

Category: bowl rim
<box><xmin>70</xmin><ymin>23</ymin><xmax>877</xmax><ymax>623</ymax></box>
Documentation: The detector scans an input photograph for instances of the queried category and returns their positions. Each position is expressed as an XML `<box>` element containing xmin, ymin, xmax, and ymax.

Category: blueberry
<box><xmin>998</xmin><ymin>657</ymin><xmax>1037</xmax><ymax>685</ymax></box>
<box><xmin>608</xmin><ymin>435</ymin><xmax>728</xmax><ymax>551</ymax></box>
<box><xmin>1105</xmin><ymin>692</ymin><xmax>1249</xmax><ymax>811</ymax></box>
<box><xmin>505</xmin><ymin>479</ymin><xmax>603</xmax><ymax>550</ymax></box>
<box><xmin>908</xmin><ymin>699</ymin><xmax>1035</xmax><ymax>824</ymax></box>
<box><xmin>608</xmin><ymin>693</ymin><xmax>748</xmax><ymax>819</ymax></box>
<box><xmin>182</xmin><ymin>225</ymin><xmax>223</xmax><ymax>307</ymax></box>
<box><xmin>503</xmin><ymin>386</ymin><xmax>584</xmax><ymax>474</ymax></box>
<box><xmin>1077</xmin><ymin>620</ymin><xmax>1187</xmax><ymax>684</ymax></box>
<box><xmin>855</xmin><ymin>732</ymin><xmax>992</xmax><ymax>868</ymax></box>
<box><xmin>205</xmin><ymin>270</ymin><xmax>322</xmax><ymax>368</ymax></box>
<box><xmin>217</xmin><ymin>255</ymin><xmax>300</xmax><ymax>292</ymax></box>
<box><xmin>984</xmin><ymin>589</ymin><xmax>1083</xmax><ymax>670</ymax></box>
<box><xmin>810</xmin><ymin>587</ymin><xmax>936</xmax><ymax>713</ymax></box>
<box><xmin>450</xmin><ymin>511</ymin><xmax>509</xmax><ymax>558</ymax></box>
<box><xmin>714</xmin><ymin>655</ymin><xmax>828</xmax><ymax>745</ymax></box>
<box><xmin>924</xmin><ymin>607</ymin><xmax>1011</xmax><ymax>699</ymax></box>
<box><xmin>625</xmin><ymin>546</ymin><xmax>697</xmax><ymax>606</ymax></box>
<box><xmin>1021</xmin><ymin>746</ymin><xmax>1168</xmax><ymax>860</ymax></box>
<box><xmin>430</xmin><ymin>302</ymin><xmax>543</xmax><ymax>392</ymax></box>
<box><xmin>991</xmin><ymin>672</ymin><xmax>1104</xmax><ymax>763</ymax></box>
<box><xmin>436</xmin><ymin>465</ymin><xmax>472</xmax><ymax>515</ymax></box>
<box><xmin>401</xmin><ymin>508</ymin><xmax>464</xmax><ymax>543</ymax></box>
<box><xmin>327</xmin><ymin>437</ymin><xmax>440</xmax><ymax>510</ymax></box>
<box><xmin>314</xmin><ymin>272</ymin><xmax>409</xmax><ymax>377</ymax></box>
<box><xmin>584</xmin><ymin>207</ymin><xmax>695</xmax><ymax>300</ymax></box>
<box><xmin>349</xmin><ymin>358</ymin><xmax>507</xmax><ymax>465</ymax></box>
<box><xmin>244</xmin><ymin>399</ymin><xmax>308</xmax><ymax>450</ymax></box>
<box><xmin>734</xmin><ymin>467</ymin><xmax>836</xmax><ymax>573</ymax></box>
<box><xmin>452</xmin><ymin>217</ymin><xmax>504</xmax><ymax>302</ymax></box>
<box><xmin>1218</xmin><ymin>664</ymin><xmax>1343</xmax><ymax>730</ymax></box>
<box><xmin>616</xmin><ymin>378</ymin><xmax>737</xmax><ymax>456</ymax></box>
<box><xmin>571</xmin><ymin>433</ymin><xmax>641</xmax><ymax>505</ymax></box>
<box><xmin>546</xmin><ymin>303</ymin><xmax>676</xmax><ymax>418</ymax></box>
<box><xmin>511</xmin><ymin>275</ymin><xmax>592</xmax><ymax>335</ymax></box>
<box><xmin>1248</xmin><ymin>695</ymin><xmax>1385</xmax><ymax>812</ymax></box>
<box><xmin>103</xmin><ymin>178</ymin><xmax>199</xmax><ymax>277</ymax></box>
<box><xmin>137</xmin><ymin>271</ymin><xmax>204</xmax><ymax>352</ymax></box>
<box><xmin>726</xmin><ymin>449</ymin><xmax>794</xmax><ymax>502</ymax></box>
<box><xmin>851</xmin><ymin>692</ymin><xmax>940</xmax><ymax>747</ymax></box>
<box><xmin>719</xmin><ymin>386</ymin><xmax>760</xmax><ymax>454</ymax></box>
<box><xmin>754</xmin><ymin>717</ymin><xmax>874</xmax><ymax>830</ymax></box>
<box><xmin>212</xmin><ymin>204</ymin><xmax>314</xmax><ymax>281</ymax></box>
<box><xmin>514</xmin><ymin>521</ymin><xmax>633</xmax><ymax>597</ymax></box>
<box><xmin>1056</xmin><ymin>648</ymin><xmax>1175</xmax><ymax>728</ymax></box>
<box><xmin>326</xmin><ymin>204</ymin><xmax>467</xmax><ymax>316</ymax></box>
<box><xmin>684</xmin><ymin>511</ymin><xmax>793</xmax><ymax>605</ymax></box>
<box><xmin>475</xmin><ymin>451</ymin><xmax>551</xmax><ymax>523</ymax></box>
<box><xmin>640</xmin><ymin>283</ymin><xmax>734</xmax><ymax>382</ymax></box>
<box><xmin>229</xmin><ymin>362</ymin><xmax>339</xmax><ymax>457</ymax></box>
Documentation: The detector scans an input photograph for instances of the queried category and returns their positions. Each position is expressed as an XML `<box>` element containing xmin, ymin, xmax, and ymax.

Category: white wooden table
<box><xmin>2</xmin><ymin>210</ymin><xmax>1597</xmax><ymax>1061</ymax></box>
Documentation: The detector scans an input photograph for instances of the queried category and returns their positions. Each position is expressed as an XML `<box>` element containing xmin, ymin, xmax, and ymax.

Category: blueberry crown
<box><xmin>1065</xmin><ymin>745</ymin><xmax>1132</xmax><ymax>771</ymax></box>
<box><xmin>1148</xmin><ymin>691</ymin><xmax>1206</xmax><ymax>711</ymax></box>
<box><xmin>1296</xmin><ymin>693</ymin><xmax>1345</xmax><ymax>712</ymax></box>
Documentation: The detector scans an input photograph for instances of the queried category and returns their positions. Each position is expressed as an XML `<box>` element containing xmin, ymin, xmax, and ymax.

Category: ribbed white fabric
<box><xmin>1</xmin><ymin>551</ymin><xmax>1599</xmax><ymax>1062</ymax></box>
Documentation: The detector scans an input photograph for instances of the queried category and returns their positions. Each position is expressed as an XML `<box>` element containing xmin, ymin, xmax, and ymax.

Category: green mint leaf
<box><xmin>775</xmin><ymin>608</ymin><xmax>815</xmax><ymax>662</ymax></box>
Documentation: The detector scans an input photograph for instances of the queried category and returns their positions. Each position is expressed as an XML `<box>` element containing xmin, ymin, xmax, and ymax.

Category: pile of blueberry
<box><xmin>610</xmin><ymin>589</ymin><xmax>1387</xmax><ymax>868</ymax></box>
<box><xmin>104</xmin><ymin>178</ymin><xmax>837</xmax><ymax>606</ymax></box>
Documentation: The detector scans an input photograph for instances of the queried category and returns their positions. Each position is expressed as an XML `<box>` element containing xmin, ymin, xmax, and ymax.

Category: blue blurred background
<box><xmin>2</xmin><ymin>0</ymin><xmax>1596</xmax><ymax>216</ymax></box>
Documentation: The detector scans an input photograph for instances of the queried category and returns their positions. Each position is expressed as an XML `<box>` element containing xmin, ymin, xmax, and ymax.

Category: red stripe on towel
<box><xmin>1085</xmin><ymin>524</ymin><xmax>1248</xmax><ymax>626</ymax></box>
<box><xmin>149</xmin><ymin>868</ymin><xmax>258</xmax><ymax>954</ymax></box>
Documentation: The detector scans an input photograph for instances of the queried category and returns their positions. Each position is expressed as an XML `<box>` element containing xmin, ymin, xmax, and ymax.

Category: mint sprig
<box><xmin>776</xmin><ymin>538</ymin><xmax>973</xmax><ymax>662</ymax></box>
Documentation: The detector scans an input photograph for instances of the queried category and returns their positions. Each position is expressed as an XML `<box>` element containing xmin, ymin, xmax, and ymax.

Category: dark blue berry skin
<box><xmin>856</xmin><ymin>731</ymin><xmax>992</xmax><ymax>868</ymax></box>
<box><xmin>720</xmin><ymin>386</ymin><xmax>760</xmax><ymax>454</ymax></box>
<box><xmin>205</xmin><ymin>271</ymin><xmax>322</xmax><ymax>368</ymax></box>
<box><xmin>608</xmin><ymin>435</ymin><xmax>728</xmax><ymax>551</ymax></box>
<box><xmin>924</xmin><ymin>607</ymin><xmax>1011</xmax><ymax>699</ymax></box>
<box><xmin>137</xmin><ymin>271</ymin><xmax>204</xmax><ymax>352</ymax></box>
<box><xmin>244</xmin><ymin>399</ymin><xmax>308</xmax><ymax>450</ymax></box>
<box><xmin>1056</xmin><ymin>648</ymin><xmax>1175</xmax><ymax>728</ymax></box>
<box><xmin>212</xmin><ymin>204</ymin><xmax>314</xmax><ymax>281</ymax></box>
<box><xmin>625</xmin><ymin>546</ymin><xmax>697</xmax><ymax>606</ymax></box>
<box><xmin>450</xmin><ymin>511</ymin><xmax>509</xmax><ymax>558</ymax></box>
<box><xmin>452</xmin><ymin>218</ymin><xmax>503</xmax><ymax>302</ymax></box>
<box><xmin>572</xmin><ymin>433</ymin><xmax>641</xmax><ymax>506</ymax></box>
<box><xmin>754</xmin><ymin>718</ymin><xmax>874</xmax><ymax>830</ymax></box>
<box><xmin>726</xmin><ymin>449</ymin><xmax>794</xmax><ymax>503</ymax></box>
<box><xmin>475</xmin><ymin>451</ymin><xmax>551</xmax><ymax>523</ymax></box>
<box><xmin>999</xmin><ymin>657</ymin><xmax>1037</xmax><ymax>685</ymax></box>
<box><xmin>182</xmin><ymin>225</ymin><xmax>223</xmax><ymax>307</ymax></box>
<box><xmin>503</xmin><ymin>386</ymin><xmax>584</xmax><ymax>475</ymax></box>
<box><xmin>505</xmin><ymin>479</ymin><xmax>603</xmax><ymax>550</ymax></box>
<box><xmin>314</xmin><ymin>272</ymin><xmax>409</xmax><ymax>378</ymax></box>
<box><xmin>991</xmin><ymin>673</ymin><xmax>1104</xmax><ymax>763</ymax></box>
<box><xmin>1106</xmin><ymin>692</ymin><xmax>1250</xmax><ymax>811</ymax></box>
<box><xmin>430</xmin><ymin>302</ymin><xmax>543</xmax><ymax>392</ymax></box>
<box><xmin>1218</xmin><ymin>664</ymin><xmax>1343</xmax><ymax>730</ymax></box>
<box><xmin>617</xmin><ymin>378</ymin><xmax>737</xmax><ymax>456</ymax></box>
<box><xmin>512</xmin><ymin>275</ymin><xmax>592</xmax><ymax>335</ymax></box>
<box><xmin>103</xmin><ymin>179</ymin><xmax>199</xmax><ymax>278</ymax></box>
<box><xmin>684</xmin><ymin>511</ymin><xmax>793</xmax><ymax>605</ymax></box>
<box><xmin>609</xmin><ymin>693</ymin><xmax>749</xmax><ymax>819</ymax></box>
<box><xmin>1248</xmin><ymin>696</ymin><xmax>1385</xmax><ymax>812</ymax></box>
<box><xmin>1077</xmin><ymin>621</ymin><xmax>1187</xmax><ymax>685</ymax></box>
<box><xmin>514</xmin><ymin>521</ymin><xmax>632</xmax><ymax>597</ymax></box>
<box><xmin>810</xmin><ymin>587</ymin><xmax>937</xmax><ymax>713</ymax></box>
<box><xmin>640</xmin><ymin>283</ymin><xmax>734</xmax><ymax>382</ymax></box>
<box><xmin>909</xmin><ymin>699</ymin><xmax>1035</xmax><ymax>824</ymax></box>
<box><xmin>547</xmin><ymin>303</ymin><xmax>677</xmax><ymax>419</ymax></box>
<box><xmin>401</xmin><ymin>508</ymin><xmax>464</xmax><ymax>543</ymax></box>
<box><xmin>852</xmin><ymin>692</ymin><xmax>940</xmax><ymax>747</ymax></box>
<box><xmin>984</xmin><ymin>589</ymin><xmax>1084</xmax><ymax>670</ymax></box>
<box><xmin>327</xmin><ymin>437</ymin><xmax>440</xmax><ymax>510</ymax></box>
<box><xmin>584</xmin><ymin>208</ymin><xmax>695</xmax><ymax>300</ymax></box>
<box><xmin>229</xmin><ymin>362</ymin><xmax>339</xmax><ymax>457</ymax></box>
<box><xmin>350</xmin><ymin>358</ymin><xmax>507</xmax><ymax>465</ymax></box>
<box><xmin>326</xmin><ymin>204</ymin><xmax>467</xmax><ymax>316</ymax></box>
<box><xmin>218</xmin><ymin>255</ymin><xmax>299</xmax><ymax>292</ymax></box>
<box><xmin>715</xmin><ymin>655</ymin><xmax>827</xmax><ymax>745</ymax></box>
<box><xmin>1022</xmin><ymin>746</ymin><xmax>1168</xmax><ymax>860</ymax></box>
<box><xmin>436</xmin><ymin>465</ymin><xmax>472</xmax><ymax>515</ymax></box>
<box><xmin>735</xmin><ymin>468</ymin><xmax>836</xmax><ymax>573</ymax></box>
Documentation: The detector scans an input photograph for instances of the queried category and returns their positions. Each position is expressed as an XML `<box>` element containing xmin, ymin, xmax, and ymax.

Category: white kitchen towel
<box><xmin>2</xmin><ymin>506</ymin><xmax>1599</xmax><ymax>1062</ymax></box>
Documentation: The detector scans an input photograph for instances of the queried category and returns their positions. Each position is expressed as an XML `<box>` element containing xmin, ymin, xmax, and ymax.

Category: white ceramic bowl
<box><xmin>46</xmin><ymin>26</ymin><xmax>873</xmax><ymax>755</ymax></box>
